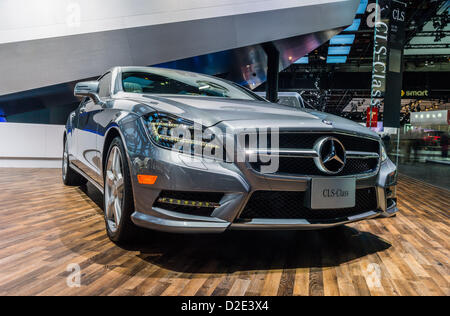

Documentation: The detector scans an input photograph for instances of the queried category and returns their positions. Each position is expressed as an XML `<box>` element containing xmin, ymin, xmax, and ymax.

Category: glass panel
<box><xmin>121</xmin><ymin>70</ymin><xmax>260</xmax><ymax>101</ymax></box>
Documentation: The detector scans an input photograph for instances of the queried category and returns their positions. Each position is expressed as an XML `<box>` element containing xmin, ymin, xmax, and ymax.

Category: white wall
<box><xmin>0</xmin><ymin>0</ymin><xmax>345</xmax><ymax>44</ymax></box>
<box><xmin>0</xmin><ymin>123</ymin><xmax>64</xmax><ymax>168</ymax></box>
<box><xmin>0</xmin><ymin>0</ymin><xmax>358</xmax><ymax>95</ymax></box>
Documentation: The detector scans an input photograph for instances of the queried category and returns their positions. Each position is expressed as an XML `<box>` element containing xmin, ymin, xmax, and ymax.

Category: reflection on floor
<box><xmin>398</xmin><ymin>162</ymin><xmax>450</xmax><ymax>190</ymax></box>
<box><xmin>0</xmin><ymin>169</ymin><xmax>448</xmax><ymax>296</ymax></box>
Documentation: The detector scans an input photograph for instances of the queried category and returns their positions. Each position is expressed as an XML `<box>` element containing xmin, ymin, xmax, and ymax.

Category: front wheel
<box><xmin>104</xmin><ymin>137</ymin><xmax>138</xmax><ymax>243</ymax></box>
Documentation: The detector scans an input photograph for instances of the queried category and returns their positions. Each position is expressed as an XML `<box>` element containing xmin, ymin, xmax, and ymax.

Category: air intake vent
<box><xmin>238</xmin><ymin>188</ymin><xmax>377</xmax><ymax>221</ymax></box>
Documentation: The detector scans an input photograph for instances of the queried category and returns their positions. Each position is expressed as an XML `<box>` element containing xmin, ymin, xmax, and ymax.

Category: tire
<box><xmin>62</xmin><ymin>137</ymin><xmax>87</xmax><ymax>186</ymax></box>
<box><xmin>103</xmin><ymin>137</ymin><xmax>138</xmax><ymax>243</ymax></box>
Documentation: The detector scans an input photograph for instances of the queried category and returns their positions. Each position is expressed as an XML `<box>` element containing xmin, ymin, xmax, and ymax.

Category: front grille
<box><xmin>238</xmin><ymin>188</ymin><xmax>377</xmax><ymax>221</ymax></box>
<box><xmin>153</xmin><ymin>191</ymin><xmax>223</xmax><ymax>217</ymax></box>
<box><xmin>248</xmin><ymin>132</ymin><xmax>380</xmax><ymax>177</ymax></box>
<box><xmin>275</xmin><ymin>133</ymin><xmax>380</xmax><ymax>152</ymax></box>
<box><xmin>251</xmin><ymin>157</ymin><xmax>378</xmax><ymax>176</ymax></box>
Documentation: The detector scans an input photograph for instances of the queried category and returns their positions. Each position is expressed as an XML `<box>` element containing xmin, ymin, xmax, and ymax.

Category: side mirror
<box><xmin>74</xmin><ymin>81</ymin><xmax>103</xmax><ymax>105</ymax></box>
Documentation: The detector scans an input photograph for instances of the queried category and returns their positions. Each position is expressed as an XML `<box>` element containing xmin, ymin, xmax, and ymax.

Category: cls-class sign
<box><xmin>310</xmin><ymin>178</ymin><xmax>356</xmax><ymax>209</ymax></box>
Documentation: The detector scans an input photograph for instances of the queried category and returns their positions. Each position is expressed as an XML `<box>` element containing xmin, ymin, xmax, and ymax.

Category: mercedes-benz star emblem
<box><xmin>313</xmin><ymin>137</ymin><xmax>346</xmax><ymax>174</ymax></box>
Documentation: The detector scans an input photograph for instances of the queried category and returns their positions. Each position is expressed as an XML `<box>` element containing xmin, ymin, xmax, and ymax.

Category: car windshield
<box><xmin>121</xmin><ymin>69</ymin><xmax>262</xmax><ymax>101</ymax></box>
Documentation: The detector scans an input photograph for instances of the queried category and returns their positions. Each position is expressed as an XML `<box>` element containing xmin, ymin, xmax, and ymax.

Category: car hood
<box><xmin>121</xmin><ymin>93</ymin><xmax>379</xmax><ymax>139</ymax></box>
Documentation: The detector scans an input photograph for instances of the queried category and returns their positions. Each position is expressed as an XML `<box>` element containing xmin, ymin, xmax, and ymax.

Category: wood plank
<box><xmin>0</xmin><ymin>169</ymin><xmax>448</xmax><ymax>296</ymax></box>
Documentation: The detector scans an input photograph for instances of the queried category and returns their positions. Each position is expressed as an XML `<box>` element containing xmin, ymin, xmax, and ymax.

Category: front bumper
<box><xmin>129</xmin><ymin>142</ymin><xmax>398</xmax><ymax>233</ymax></box>
<box><xmin>132</xmin><ymin>209</ymin><xmax>389</xmax><ymax>233</ymax></box>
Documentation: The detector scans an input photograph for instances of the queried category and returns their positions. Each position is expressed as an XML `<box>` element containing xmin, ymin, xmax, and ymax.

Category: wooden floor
<box><xmin>0</xmin><ymin>168</ymin><xmax>448</xmax><ymax>296</ymax></box>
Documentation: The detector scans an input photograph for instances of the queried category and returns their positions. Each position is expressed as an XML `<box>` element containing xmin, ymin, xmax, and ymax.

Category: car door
<box><xmin>74</xmin><ymin>97</ymin><xmax>102</xmax><ymax>184</ymax></box>
<box><xmin>74</xmin><ymin>73</ymin><xmax>111</xmax><ymax>185</ymax></box>
<box><xmin>68</xmin><ymin>98</ymin><xmax>88</xmax><ymax>165</ymax></box>
<box><xmin>92</xmin><ymin>72</ymin><xmax>113</xmax><ymax>183</ymax></box>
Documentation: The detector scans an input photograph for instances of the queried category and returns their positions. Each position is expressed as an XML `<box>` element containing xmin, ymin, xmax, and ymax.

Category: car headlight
<box><xmin>143</xmin><ymin>113</ymin><xmax>222</xmax><ymax>160</ymax></box>
<box><xmin>381</xmin><ymin>143</ymin><xmax>388</xmax><ymax>162</ymax></box>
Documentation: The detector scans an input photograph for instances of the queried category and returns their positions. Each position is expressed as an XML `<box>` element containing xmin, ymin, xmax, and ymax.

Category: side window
<box><xmin>98</xmin><ymin>72</ymin><xmax>112</xmax><ymax>98</ymax></box>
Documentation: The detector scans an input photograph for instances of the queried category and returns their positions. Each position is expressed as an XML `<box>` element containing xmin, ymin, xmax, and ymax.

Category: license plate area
<box><xmin>309</xmin><ymin>178</ymin><xmax>356</xmax><ymax>209</ymax></box>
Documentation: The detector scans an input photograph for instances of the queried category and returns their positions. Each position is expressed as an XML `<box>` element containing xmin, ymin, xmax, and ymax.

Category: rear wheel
<box><xmin>104</xmin><ymin>137</ymin><xmax>137</xmax><ymax>243</ymax></box>
<box><xmin>62</xmin><ymin>137</ymin><xmax>86</xmax><ymax>186</ymax></box>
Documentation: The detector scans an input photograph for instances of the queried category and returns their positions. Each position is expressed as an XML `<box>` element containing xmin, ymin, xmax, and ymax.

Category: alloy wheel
<box><xmin>104</xmin><ymin>146</ymin><xmax>125</xmax><ymax>233</ymax></box>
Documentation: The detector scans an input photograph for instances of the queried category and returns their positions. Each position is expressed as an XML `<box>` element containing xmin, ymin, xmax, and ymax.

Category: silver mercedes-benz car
<box><xmin>63</xmin><ymin>66</ymin><xmax>398</xmax><ymax>242</ymax></box>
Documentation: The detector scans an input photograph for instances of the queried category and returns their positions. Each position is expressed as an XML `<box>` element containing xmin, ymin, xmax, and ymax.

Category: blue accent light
<box><xmin>294</xmin><ymin>56</ymin><xmax>309</xmax><ymax>64</ymax></box>
<box><xmin>0</xmin><ymin>109</ymin><xmax>5</xmax><ymax>122</ymax></box>
<box><xmin>326</xmin><ymin>56</ymin><xmax>348</xmax><ymax>64</ymax></box>
<box><xmin>356</xmin><ymin>0</ymin><xmax>368</xmax><ymax>15</ymax></box>
<box><xmin>330</xmin><ymin>34</ymin><xmax>355</xmax><ymax>45</ymax></box>
<box><xmin>328</xmin><ymin>46</ymin><xmax>351</xmax><ymax>55</ymax></box>
<box><xmin>344</xmin><ymin>19</ymin><xmax>361</xmax><ymax>32</ymax></box>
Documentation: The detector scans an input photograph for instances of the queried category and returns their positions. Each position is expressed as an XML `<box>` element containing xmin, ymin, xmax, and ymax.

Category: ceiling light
<box><xmin>344</xmin><ymin>19</ymin><xmax>361</xmax><ymax>32</ymax></box>
<box><xmin>328</xmin><ymin>46</ymin><xmax>351</xmax><ymax>55</ymax></box>
<box><xmin>356</xmin><ymin>0</ymin><xmax>368</xmax><ymax>15</ymax></box>
<box><xmin>294</xmin><ymin>56</ymin><xmax>309</xmax><ymax>64</ymax></box>
<box><xmin>330</xmin><ymin>34</ymin><xmax>355</xmax><ymax>45</ymax></box>
<box><xmin>326</xmin><ymin>56</ymin><xmax>348</xmax><ymax>64</ymax></box>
